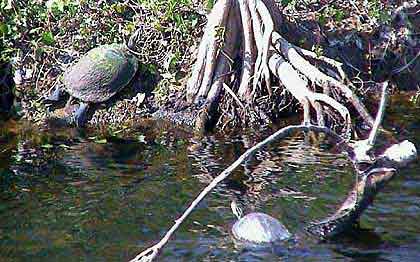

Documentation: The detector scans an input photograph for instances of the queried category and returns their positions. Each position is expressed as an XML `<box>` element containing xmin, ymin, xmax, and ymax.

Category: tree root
<box><xmin>237</xmin><ymin>0</ymin><xmax>255</xmax><ymax>99</ymax></box>
<box><xmin>271</xmin><ymin>31</ymin><xmax>373</xmax><ymax>127</ymax></box>
<box><xmin>268</xmin><ymin>52</ymin><xmax>351</xmax><ymax>132</ymax></box>
<box><xmin>183</xmin><ymin>0</ymin><xmax>375</xmax><ymax>134</ymax></box>
<box><xmin>195</xmin><ymin>2</ymin><xmax>240</xmax><ymax>131</ymax></box>
<box><xmin>186</xmin><ymin>0</ymin><xmax>233</xmax><ymax>102</ymax></box>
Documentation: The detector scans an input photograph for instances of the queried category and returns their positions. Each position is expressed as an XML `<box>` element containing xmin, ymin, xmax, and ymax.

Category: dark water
<box><xmin>0</xmin><ymin>95</ymin><xmax>419</xmax><ymax>261</ymax></box>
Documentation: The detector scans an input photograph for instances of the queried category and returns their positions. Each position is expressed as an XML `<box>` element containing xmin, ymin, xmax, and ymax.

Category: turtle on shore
<box><xmin>45</xmin><ymin>33</ymin><xmax>140</xmax><ymax>127</ymax></box>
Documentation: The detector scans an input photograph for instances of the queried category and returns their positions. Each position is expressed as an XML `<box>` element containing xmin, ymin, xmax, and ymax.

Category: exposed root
<box><xmin>237</xmin><ymin>0</ymin><xmax>255</xmax><ymax>99</ymax></box>
<box><xmin>254</xmin><ymin>0</ymin><xmax>273</xmax><ymax>97</ymax></box>
<box><xmin>314</xmin><ymin>101</ymin><xmax>325</xmax><ymax>127</ymax></box>
<box><xmin>186</xmin><ymin>0</ymin><xmax>233</xmax><ymax>102</ymax></box>
<box><xmin>195</xmin><ymin>2</ymin><xmax>240</xmax><ymax>131</ymax></box>
<box><xmin>184</xmin><ymin>0</ymin><xmax>376</xmax><ymax>136</ymax></box>
<box><xmin>268</xmin><ymin>52</ymin><xmax>350</xmax><ymax>133</ymax></box>
<box><xmin>271</xmin><ymin>32</ymin><xmax>374</xmax><ymax>127</ymax></box>
<box><xmin>186</xmin><ymin>27</ymin><xmax>209</xmax><ymax>100</ymax></box>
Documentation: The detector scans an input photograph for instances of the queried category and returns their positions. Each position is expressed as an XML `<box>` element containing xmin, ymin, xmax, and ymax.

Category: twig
<box><xmin>368</xmin><ymin>81</ymin><xmax>388</xmax><ymax>146</ymax></box>
<box><xmin>129</xmin><ymin>124</ymin><xmax>345</xmax><ymax>262</ymax></box>
<box><xmin>222</xmin><ymin>83</ymin><xmax>246</xmax><ymax>110</ymax></box>
<box><xmin>353</xmin><ymin>81</ymin><xmax>389</xmax><ymax>162</ymax></box>
<box><xmin>35</xmin><ymin>62</ymin><xmax>46</xmax><ymax>93</ymax></box>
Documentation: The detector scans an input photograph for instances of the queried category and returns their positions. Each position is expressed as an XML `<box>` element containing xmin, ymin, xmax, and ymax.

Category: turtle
<box><xmin>230</xmin><ymin>201</ymin><xmax>291</xmax><ymax>244</ymax></box>
<box><xmin>45</xmin><ymin>32</ymin><xmax>140</xmax><ymax>127</ymax></box>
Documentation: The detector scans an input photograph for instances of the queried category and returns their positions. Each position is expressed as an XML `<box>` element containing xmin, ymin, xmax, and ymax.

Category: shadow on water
<box><xmin>0</xmin><ymin>94</ymin><xmax>419</xmax><ymax>261</ymax></box>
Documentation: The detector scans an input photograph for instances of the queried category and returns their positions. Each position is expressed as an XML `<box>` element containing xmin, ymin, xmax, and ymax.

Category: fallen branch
<box><xmin>368</xmin><ymin>81</ymin><xmax>388</xmax><ymax>146</ymax></box>
<box><xmin>306</xmin><ymin>167</ymin><xmax>397</xmax><ymax>238</ymax></box>
<box><xmin>306</xmin><ymin>136</ymin><xmax>417</xmax><ymax>238</ymax></box>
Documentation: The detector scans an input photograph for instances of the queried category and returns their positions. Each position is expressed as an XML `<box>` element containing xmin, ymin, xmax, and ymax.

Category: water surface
<box><xmin>0</xmin><ymin>95</ymin><xmax>419</xmax><ymax>261</ymax></box>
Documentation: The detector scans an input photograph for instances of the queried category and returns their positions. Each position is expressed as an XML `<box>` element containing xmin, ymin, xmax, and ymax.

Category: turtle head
<box><xmin>231</xmin><ymin>200</ymin><xmax>243</xmax><ymax>220</ymax></box>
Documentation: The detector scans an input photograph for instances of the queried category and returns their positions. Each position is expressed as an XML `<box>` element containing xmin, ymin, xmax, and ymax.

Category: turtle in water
<box><xmin>230</xmin><ymin>201</ymin><xmax>291</xmax><ymax>244</ymax></box>
<box><xmin>45</xmin><ymin>31</ymin><xmax>140</xmax><ymax>127</ymax></box>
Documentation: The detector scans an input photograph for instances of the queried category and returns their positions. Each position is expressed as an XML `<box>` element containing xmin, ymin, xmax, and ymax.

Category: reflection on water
<box><xmin>0</xmin><ymin>96</ymin><xmax>419</xmax><ymax>261</ymax></box>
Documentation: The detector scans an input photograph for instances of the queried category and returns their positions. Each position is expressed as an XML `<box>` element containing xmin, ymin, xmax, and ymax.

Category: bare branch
<box><xmin>368</xmin><ymin>81</ymin><xmax>389</xmax><ymax>146</ymax></box>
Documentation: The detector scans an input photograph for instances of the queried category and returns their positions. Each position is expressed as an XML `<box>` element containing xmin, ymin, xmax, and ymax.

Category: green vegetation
<box><xmin>0</xmin><ymin>0</ymin><xmax>205</xmax><ymax>123</ymax></box>
<box><xmin>0</xmin><ymin>0</ymin><xmax>202</xmax><ymax>67</ymax></box>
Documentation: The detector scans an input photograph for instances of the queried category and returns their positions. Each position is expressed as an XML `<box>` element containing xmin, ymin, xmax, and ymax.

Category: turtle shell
<box><xmin>232</xmin><ymin>212</ymin><xmax>291</xmax><ymax>244</ymax></box>
<box><xmin>63</xmin><ymin>44</ymin><xmax>138</xmax><ymax>103</ymax></box>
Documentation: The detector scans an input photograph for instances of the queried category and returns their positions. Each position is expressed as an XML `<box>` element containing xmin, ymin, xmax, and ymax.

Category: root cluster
<box><xmin>185</xmin><ymin>0</ymin><xmax>375</xmax><ymax>133</ymax></box>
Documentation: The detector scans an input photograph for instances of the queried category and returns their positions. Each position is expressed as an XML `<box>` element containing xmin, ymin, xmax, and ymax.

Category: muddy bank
<box><xmin>2</xmin><ymin>0</ymin><xmax>206</xmax><ymax>128</ymax></box>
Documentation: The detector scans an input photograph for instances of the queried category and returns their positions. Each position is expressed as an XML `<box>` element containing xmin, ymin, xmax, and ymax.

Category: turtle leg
<box><xmin>45</xmin><ymin>85</ymin><xmax>63</xmax><ymax>102</ymax></box>
<box><xmin>73</xmin><ymin>102</ymin><xmax>89</xmax><ymax>127</ymax></box>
